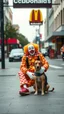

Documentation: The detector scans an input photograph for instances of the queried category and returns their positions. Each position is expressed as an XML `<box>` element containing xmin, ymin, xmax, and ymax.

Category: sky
<box><xmin>9</xmin><ymin>0</ymin><xmax>46</xmax><ymax>42</ymax></box>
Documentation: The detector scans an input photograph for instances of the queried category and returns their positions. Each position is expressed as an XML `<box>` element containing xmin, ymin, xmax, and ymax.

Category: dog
<box><xmin>33</xmin><ymin>59</ymin><xmax>54</xmax><ymax>95</ymax></box>
<box><xmin>33</xmin><ymin>60</ymin><xmax>47</xmax><ymax>95</ymax></box>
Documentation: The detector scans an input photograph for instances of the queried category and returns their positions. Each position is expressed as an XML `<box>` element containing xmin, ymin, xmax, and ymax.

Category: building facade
<box><xmin>0</xmin><ymin>0</ymin><xmax>13</xmax><ymax>50</ymax></box>
<box><xmin>44</xmin><ymin>0</ymin><xmax>64</xmax><ymax>56</ymax></box>
<box><xmin>4</xmin><ymin>0</ymin><xmax>13</xmax><ymax>27</ymax></box>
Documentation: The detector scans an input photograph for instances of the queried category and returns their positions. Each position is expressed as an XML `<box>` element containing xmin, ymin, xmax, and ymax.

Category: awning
<box><xmin>45</xmin><ymin>31</ymin><xmax>64</xmax><ymax>42</ymax></box>
<box><xmin>53</xmin><ymin>31</ymin><xmax>64</xmax><ymax>36</ymax></box>
<box><xmin>0</xmin><ymin>38</ymin><xmax>20</xmax><ymax>45</ymax></box>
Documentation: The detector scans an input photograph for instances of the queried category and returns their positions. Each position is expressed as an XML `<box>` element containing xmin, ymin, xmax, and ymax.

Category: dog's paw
<box><xmin>34</xmin><ymin>91</ymin><xmax>38</xmax><ymax>95</ymax></box>
<box><xmin>41</xmin><ymin>92</ymin><xmax>44</xmax><ymax>96</ymax></box>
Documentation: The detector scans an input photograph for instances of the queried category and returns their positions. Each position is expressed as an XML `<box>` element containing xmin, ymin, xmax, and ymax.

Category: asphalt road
<box><xmin>0</xmin><ymin>57</ymin><xmax>64</xmax><ymax>114</ymax></box>
<box><xmin>0</xmin><ymin>57</ymin><xmax>64</xmax><ymax>69</ymax></box>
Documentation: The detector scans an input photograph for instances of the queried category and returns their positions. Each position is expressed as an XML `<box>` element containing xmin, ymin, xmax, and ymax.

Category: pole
<box><xmin>1</xmin><ymin>0</ymin><xmax>5</xmax><ymax>69</ymax></box>
<box><xmin>39</xmin><ymin>25</ymin><xmax>41</xmax><ymax>51</ymax></box>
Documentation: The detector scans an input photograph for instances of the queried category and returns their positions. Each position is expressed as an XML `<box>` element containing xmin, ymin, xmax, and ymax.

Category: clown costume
<box><xmin>18</xmin><ymin>43</ymin><xmax>49</xmax><ymax>95</ymax></box>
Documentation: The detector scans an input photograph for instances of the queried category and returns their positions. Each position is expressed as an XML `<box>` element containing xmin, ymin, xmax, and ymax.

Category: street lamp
<box><xmin>0</xmin><ymin>0</ymin><xmax>9</xmax><ymax>69</ymax></box>
<box><xmin>1</xmin><ymin>0</ymin><xmax>5</xmax><ymax>69</ymax></box>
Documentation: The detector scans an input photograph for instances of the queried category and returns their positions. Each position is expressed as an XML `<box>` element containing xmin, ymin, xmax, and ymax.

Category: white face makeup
<box><xmin>28</xmin><ymin>45</ymin><xmax>35</xmax><ymax>56</ymax></box>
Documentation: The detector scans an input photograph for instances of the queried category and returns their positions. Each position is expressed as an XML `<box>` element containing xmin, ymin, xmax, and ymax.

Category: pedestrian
<box><xmin>60</xmin><ymin>44</ymin><xmax>64</xmax><ymax>58</ymax></box>
<box><xmin>47</xmin><ymin>46</ymin><xmax>51</xmax><ymax>57</ymax></box>
<box><xmin>18</xmin><ymin>43</ymin><xmax>50</xmax><ymax>95</ymax></box>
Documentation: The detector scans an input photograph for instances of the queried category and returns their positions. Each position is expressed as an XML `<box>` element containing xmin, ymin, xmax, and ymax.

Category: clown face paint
<box><xmin>28</xmin><ymin>44</ymin><xmax>35</xmax><ymax>56</ymax></box>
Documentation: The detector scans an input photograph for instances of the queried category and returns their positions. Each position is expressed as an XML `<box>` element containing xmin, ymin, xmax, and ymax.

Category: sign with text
<box><xmin>13</xmin><ymin>0</ymin><xmax>52</xmax><ymax>8</ymax></box>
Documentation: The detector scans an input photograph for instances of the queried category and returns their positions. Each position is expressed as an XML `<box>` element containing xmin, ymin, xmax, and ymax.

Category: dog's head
<box><xmin>34</xmin><ymin>60</ymin><xmax>42</xmax><ymax>71</ymax></box>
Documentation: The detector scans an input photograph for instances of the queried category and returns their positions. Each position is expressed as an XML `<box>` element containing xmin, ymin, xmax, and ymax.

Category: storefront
<box><xmin>45</xmin><ymin>31</ymin><xmax>64</xmax><ymax>56</ymax></box>
<box><xmin>0</xmin><ymin>38</ymin><xmax>20</xmax><ymax>53</ymax></box>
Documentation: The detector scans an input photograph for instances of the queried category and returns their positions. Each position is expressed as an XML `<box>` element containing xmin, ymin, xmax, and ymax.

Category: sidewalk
<box><xmin>0</xmin><ymin>67</ymin><xmax>64</xmax><ymax>114</ymax></box>
<box><xmin>0</xmin><ymin>67</ymin><xmax>19</xmax><ymax>76</ymax></box>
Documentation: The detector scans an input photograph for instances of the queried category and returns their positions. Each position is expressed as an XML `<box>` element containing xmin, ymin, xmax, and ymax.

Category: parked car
<box><xmin>41</xmin><ymin>48</ymin><xmax>48</xmax><ymax>57</ymax></box>
<box><xmin>9</xmin><ymin>48</ymin><xmax>24</xmax><ymax>62</ymax></box>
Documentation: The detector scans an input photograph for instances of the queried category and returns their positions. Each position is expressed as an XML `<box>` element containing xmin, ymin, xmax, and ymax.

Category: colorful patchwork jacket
<box><xmin>20</xmin><ymin>43</ymin><xmax>49</xmax><ymax>74</ymax></box>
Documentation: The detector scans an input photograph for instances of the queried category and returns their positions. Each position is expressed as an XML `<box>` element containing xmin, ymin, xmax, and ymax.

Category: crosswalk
<box><xmin>62</xmin><ymin>63</ymin><xmax>64</xmax><ymax>66</ymax></box>
<box><xmin>48</xmin><ymin>58</ymin><xmax>64</xmax><ymax>69</ymax></box>
<box><xmin>49</xmin><ymin>65</ymin><xmax>63</xmax><ymax>69</ymax></box>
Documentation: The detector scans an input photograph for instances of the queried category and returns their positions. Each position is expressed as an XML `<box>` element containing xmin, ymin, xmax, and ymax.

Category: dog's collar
<box><xmin>34</xmin><ymin>72</ymin><xmax>44</xmax><ymax>76</ymax></box>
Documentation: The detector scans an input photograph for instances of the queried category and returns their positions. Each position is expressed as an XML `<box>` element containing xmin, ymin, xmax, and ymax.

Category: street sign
<box><xmin>13</xmin><ymin>0</ymin><xmax>52</xmax><ymax>8</ymax></box>
<box><xmin>40</xmin><ymin>34</ymin><xmax>42</xmax><ymax>38</ymax></box>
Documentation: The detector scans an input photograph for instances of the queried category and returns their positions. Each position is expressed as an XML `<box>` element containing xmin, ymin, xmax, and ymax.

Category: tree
<box><xmin>4</xmin><ymin>22</ymin><xmax>29</xmax><ymax>56</ymax></box>
<box><xmin>17</xmin><ymin>33</ymin><xmax>29</xmax><ymax>47</ymax></box>
<box><xmin>4</xmin><ymin>22</ymin><xmax>18</xmax><ymax>39</ymax></box>
<box><xmin>4</xmin><ymin>22</ymin><xmax>18</xmax><ymax>56</ymax></box>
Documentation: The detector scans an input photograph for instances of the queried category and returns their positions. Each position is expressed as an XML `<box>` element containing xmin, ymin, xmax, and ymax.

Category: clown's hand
<box><xmin>26</xmin><ymin>71</ymin><xmax>34</xmax><ymax>79</ymax></box>
<box><xmin>39</xmin><ymin>67</ymin><xmax>45</xmax><ymax>74</ymax></box>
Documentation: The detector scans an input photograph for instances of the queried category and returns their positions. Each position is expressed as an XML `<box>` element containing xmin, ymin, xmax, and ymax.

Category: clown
<box><xmin>18</xmin><ymin>43</ymin><xmax>50</xmax><ymax>95</ymax></box>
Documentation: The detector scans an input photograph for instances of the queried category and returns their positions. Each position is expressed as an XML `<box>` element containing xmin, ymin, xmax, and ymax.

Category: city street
<box><xmin>0</xmin><ymin>57</ymin><xmax>64</xmax><ymax>114</ymax></box>
<box><xmin>0</xmin><ymin>0</ymin><xmax>64</xmax><ymax>114</ymax></box>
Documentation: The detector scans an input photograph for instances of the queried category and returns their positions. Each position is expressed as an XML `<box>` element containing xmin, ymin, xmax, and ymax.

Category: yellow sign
<box><xmin>29</xmin><ymin>9</ymin><xmax>43</xmax><ymax>25</ymax></box>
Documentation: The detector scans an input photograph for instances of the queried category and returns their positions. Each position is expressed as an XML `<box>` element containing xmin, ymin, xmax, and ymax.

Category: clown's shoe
<box><xmin>19</xmin><ymin>87</ymin><xmax>30</xmax><ymax>96</ymax></box>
